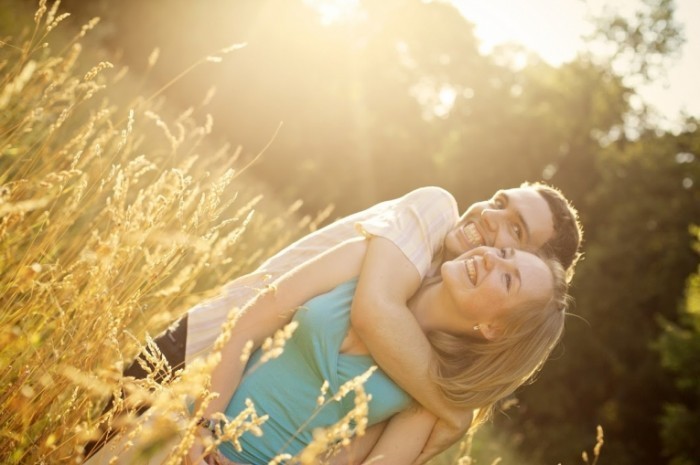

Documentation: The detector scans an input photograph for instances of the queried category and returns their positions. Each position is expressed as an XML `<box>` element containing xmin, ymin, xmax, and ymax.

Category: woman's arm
<box><xmin>326</xmin><ymin>422</ymin><xmax>386</xmax><ymax>465</ymax></box>
<box><xmin>202</xmin><ymin>237</ymin><xmax>369</xmax><ymax>418</ymax></box>
<box><xmin>361</xmin><ymin>407</ymin><xmax>437</xmax><ymax>465</ymax></box>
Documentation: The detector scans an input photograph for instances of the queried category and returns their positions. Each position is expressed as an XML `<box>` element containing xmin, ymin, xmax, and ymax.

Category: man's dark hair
<box><xmin>523</xmin><ymin>182</ymin><xmax>583</xmax><ymax>282</ymax></box>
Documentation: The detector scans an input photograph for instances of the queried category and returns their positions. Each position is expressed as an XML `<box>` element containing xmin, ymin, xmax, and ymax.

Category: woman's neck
<box><xmin>408</xmin><ymin>279</ymin><xmax>449</xmax><ymax>333</ymax></box>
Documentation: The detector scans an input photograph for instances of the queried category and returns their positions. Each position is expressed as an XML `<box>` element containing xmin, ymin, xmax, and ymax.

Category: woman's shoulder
<box><xmin>293</xmin><ymin>277</ymin><xmax>358</xmax><ymax>335</ymax></box>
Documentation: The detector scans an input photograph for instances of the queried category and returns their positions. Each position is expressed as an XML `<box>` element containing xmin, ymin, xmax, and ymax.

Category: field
<box><xmin>0</xmin><ymin>3</ymin><xmax>605</xmax><ymax>464</ymax></box>
<box><xmin>0</xmin><ymin>4</ymin><xmax>335</xmax><ymax>463</ymax></box>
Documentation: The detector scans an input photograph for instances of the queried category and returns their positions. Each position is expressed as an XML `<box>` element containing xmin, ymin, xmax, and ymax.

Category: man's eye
<box><xmin>500</xmin><ymin>248</ymin><xmax>507</xmax><ymax>258</ymax></box>
<box><xmin>505</xmin><ymin>273</ymin><xmax>512</xmax><ymax>291</ymax></box>
<box><xmin>513</xmin><ymin>224</ymin><xmax>522</xmax><ymax>240</ymax></box>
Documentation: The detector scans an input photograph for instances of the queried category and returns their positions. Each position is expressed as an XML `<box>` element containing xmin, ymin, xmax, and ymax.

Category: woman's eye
<box><xmin>505</xmin><ymin>273</ymin><xmax>512</xmax><ymax>291</ymax></box>
<box><xmin>493</xmin><ymin>197</ymin><xmax>505</xmax><ymax>209</ymax></box>
<box><xmin>500</xmin><ymin>248</ymin><xmax>507</xmax><ymax>258</ymax></box>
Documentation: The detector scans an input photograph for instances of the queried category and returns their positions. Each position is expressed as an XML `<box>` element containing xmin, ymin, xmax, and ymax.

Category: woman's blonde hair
<box><xmin>427</xmin><ymin>252</ymin><xmax>570</xmax><ymax>429</ymax></box>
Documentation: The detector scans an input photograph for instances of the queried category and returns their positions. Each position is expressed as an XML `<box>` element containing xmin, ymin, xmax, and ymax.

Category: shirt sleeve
<box><xmin>355</xmin><ymin>186</ymin><xmax>459</xmax><ymax>280</ymax></box>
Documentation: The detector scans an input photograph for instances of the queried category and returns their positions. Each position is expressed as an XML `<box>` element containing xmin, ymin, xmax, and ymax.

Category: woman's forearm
<box><xmin>361</xmin><ymin>407</ymin><xmax>436</xmax><ymax>465</ymax></box>
<box><xmin>327</xmin><ymin>422</ymin><xmax>386</xmax><ymax>465</ymax></box>
<box><xmin>202</xmin><ymin>331</ymin><xmax>252</xmax><ymax>417</ymax></box>
<box><xmin>202</xmin><ymin>238</ymin><xmax>369</xmax><ymax>419</ymax></box>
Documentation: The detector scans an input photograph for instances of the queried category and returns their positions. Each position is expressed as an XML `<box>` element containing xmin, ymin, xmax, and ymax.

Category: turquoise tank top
<box><xmin>218</xmin><ymin>278</ymin><xmax>412</xmax><ymax>463</ymax></box>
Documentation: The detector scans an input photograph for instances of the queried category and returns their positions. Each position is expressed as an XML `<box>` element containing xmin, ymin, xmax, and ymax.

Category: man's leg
<box><xmin>83</xmin><ymin>315</ymin><xmax>189</xmax><ymax>459</ymax></box>
<box><xmin>122</xmin><ymin>314</ymin><xmax>188</xmax><ymax>382</ymax></box>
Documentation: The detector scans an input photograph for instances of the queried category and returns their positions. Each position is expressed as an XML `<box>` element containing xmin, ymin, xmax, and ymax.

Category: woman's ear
<box><xmin>480</xmin><ymin>323</ymin><xmax>501</xmax><ymax>341</ymax></box>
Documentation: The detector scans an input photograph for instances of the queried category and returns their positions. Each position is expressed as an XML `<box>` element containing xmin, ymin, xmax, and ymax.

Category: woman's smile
<box><xmin>465</xmin><ymin>256</ymin><xmax>478</xmax><ymax>285</ymax></box>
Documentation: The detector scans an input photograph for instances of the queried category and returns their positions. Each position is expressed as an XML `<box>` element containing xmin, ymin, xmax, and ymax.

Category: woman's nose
<box><xmin>483</xmin><ymin>249</ymin><xmax>497</xmax><ymax>271</ymax></box>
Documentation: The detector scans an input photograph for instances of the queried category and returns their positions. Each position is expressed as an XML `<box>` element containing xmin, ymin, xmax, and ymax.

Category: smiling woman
<box><xmin>435</xmin><ymin>247</ymin><xmax>555</xmax><ymax>341</ymax></box>
<box><xmin>83</xmin><ymin>230</ymin><xmax>570</xmax><ymax>464</ymax></box>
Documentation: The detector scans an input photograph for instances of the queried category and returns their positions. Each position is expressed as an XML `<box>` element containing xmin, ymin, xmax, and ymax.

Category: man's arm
<box><xmin>350</xmin><ymin>236</ymin><xmax>472</xmax><ymax>452</ymax></box>
<box><xmin>350</xmin><ymin>237</ymin><xmax>449</xmax><ymax>418</ymax></box>
<box><xmin>361</xmin><ymin>406</ymin><xmax>437</xmax><ymax>465</ymax></box>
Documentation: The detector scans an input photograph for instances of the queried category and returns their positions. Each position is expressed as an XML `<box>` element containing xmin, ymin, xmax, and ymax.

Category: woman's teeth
<box><xmin>465</xmin><ymin>257</ymin><xmax>477</xmax><ymax>285</ymax></box>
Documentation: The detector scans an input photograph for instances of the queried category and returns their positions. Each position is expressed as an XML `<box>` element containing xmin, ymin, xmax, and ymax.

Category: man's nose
<box><xmin>481</xmin><ymin>208</ymin><xmax>500</xmax><ymax>231</ymax></box>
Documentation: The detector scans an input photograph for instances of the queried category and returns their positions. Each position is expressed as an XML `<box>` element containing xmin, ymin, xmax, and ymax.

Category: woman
<box><xmin>201</xmin><ymin>234</ymin><xmax>567</xmax><ymax>464</ymax></box>
<box><xmin>86</xmin><ymin>238</ymin><xmax>568</xmax><ymax>465</ymax></box>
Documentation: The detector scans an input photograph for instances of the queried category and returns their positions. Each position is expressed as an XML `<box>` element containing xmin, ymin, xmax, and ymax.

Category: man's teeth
<box><xmin>466</xmin><ymin>257</ymin><xmax>477</xmax><ymax>285</ymax></box>
<box><xmin>464</xmin><ymin>223</ymin><xmax>484</xmax><ymax>246</ymax></box>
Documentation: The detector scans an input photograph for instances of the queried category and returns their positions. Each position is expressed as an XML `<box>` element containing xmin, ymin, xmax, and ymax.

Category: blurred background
<box><xmin>3</xmin><ymin>0</ymin><xmax>699</xmax><ymax>463</ymax></box>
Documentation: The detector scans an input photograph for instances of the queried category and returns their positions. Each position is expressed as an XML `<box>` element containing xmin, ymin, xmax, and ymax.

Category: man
<box><xmin>349</xmin><ymin>182</ymin><xmax>581</xmax><ymax>462</ymax></box>
<box><xmin>98</xmin><ymin>183</ymin><xmax>582</xmax><ymax>461</ymax></box>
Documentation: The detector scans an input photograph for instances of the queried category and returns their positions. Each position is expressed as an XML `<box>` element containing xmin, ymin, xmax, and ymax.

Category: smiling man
<box><xmin>443</xmin><ymin>185</ymin><xmax>579</xmax><ymax>274</ymax></box>
<box><xmin>445</xmin><ymin>188</ymin><xmax>554</xmax><ymax>257</ymax></box>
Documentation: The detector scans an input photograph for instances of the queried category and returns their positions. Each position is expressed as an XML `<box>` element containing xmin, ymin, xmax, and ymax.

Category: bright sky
<box><xmin>453</xmin><ymin>0</ymin><xmax>700</xmax><ymax>131</ymax></box>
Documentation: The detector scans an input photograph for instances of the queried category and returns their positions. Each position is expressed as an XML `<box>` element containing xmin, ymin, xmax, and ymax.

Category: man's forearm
<box><xmin>351</xmin><ymin>237</ymin><xmax>458</xmax><ymax>424</ymax></box>
<box><xmin>353</xmin><ymin>302</ymin><xmax>457</xmax><ymax>423</ymax></box>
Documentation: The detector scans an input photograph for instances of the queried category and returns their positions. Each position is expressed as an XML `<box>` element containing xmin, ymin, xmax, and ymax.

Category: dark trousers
<box><xmin>82</xmin><ymin>315</ymin><xmax>189</xmax><ymax>458</ymax></box>
<box><xmin>122</xmin><ymin>314</ymin><xmax>189</xmax><ymax>381</ymax></box>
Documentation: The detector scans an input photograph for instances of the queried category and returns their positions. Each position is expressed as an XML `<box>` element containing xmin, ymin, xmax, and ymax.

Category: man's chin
<box><xmin>443</xmin><ymin>235</ymin><xmax>462</xmax><ymax>259</ymax></box>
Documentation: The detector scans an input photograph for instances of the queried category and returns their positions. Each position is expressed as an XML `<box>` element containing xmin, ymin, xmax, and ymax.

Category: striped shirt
<box><xmin>185</xmin><ymin>186</ymin><xmax>459</xmax><ymax>361</ymax></box>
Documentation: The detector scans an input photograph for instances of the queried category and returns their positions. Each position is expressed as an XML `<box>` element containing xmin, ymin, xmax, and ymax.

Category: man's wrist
<box><xmin>197</xmin><ymin>416</ymin><xmax>219</xmax><ymax>435</ymax></box>
<box><xmin>441</xmin><ymin>408</ymin><xmax>471</xmax><ymax>430</ymax></box>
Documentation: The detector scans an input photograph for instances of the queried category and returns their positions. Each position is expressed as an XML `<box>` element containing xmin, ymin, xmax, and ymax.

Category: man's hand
<box><xmin>413</xmin><ymin>410</ymin><xmax>473</xmax><ymax>465</ymax></box>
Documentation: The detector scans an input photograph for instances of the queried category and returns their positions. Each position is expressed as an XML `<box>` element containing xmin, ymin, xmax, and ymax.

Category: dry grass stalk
<box><xmin>0</xmin><ymin>3</ymin><xmax>338</xmax><ymax>464</ymax></box>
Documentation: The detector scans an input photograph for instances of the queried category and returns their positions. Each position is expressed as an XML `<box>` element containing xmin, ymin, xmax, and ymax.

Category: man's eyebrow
<box><xmin>503</xmin><ymin>191</ymin><xmax>531</xmax><ymax>243</ymax></box>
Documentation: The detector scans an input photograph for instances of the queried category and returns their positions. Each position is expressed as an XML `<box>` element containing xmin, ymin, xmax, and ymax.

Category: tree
<box><xmin>503</xmin><ymin>123</ymin><xmax>700</xmax><ymax>465</ymax></box>
<box><xmin>657</xmin><ymin>225</ymin><xmax>700</xmax><ymax>465</ymax></box>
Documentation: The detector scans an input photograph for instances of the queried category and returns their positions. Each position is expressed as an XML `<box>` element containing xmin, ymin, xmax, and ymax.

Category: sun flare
<box><xmin>452</xmin><ymin>0</ymin><xmax>589</xmax><ymax>65</ymax></box>
<box><xmin>303</xmin><ymin>0</ymin><xmax>361</xmax><ymax>26</ymax></box>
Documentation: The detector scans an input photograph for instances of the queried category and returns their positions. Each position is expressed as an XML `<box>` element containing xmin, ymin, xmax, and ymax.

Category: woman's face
<box><xmin>439</xmin><ymin>246</ymin><xmax>553</xmax><ymax>336</ymax></box>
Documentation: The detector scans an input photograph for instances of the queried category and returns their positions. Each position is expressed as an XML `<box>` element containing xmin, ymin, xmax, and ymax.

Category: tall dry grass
<box><xmin>0</xmin><ymin>2</ymin><xmax>334</xmax><ymax>463</ymax></box>
<box><xmin>0</xmin><ymin>3</ymin><xmax>605</xmax><ymax>465</ymax></box>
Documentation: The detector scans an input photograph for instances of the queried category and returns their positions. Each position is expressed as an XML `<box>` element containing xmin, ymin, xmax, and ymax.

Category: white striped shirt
<box><xmin>185</xmin><ymin>186</ymin><xmax>459</xmax><ymax>361</ymax></box>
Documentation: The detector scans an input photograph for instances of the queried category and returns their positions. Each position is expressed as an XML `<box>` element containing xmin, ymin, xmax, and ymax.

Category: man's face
<box><xmin>443</xmin><ymin>188</ymin><xmax>555</xmax><ymax>258</ymax></box>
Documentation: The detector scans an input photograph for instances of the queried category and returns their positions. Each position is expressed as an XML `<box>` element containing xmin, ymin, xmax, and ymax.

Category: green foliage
<box><xmin>657</xmin><ymin>228</ymin><xmax>700</xmax><ymax>464</ymax></box>
<box><xmin>506</xmin><ymin>125</ymin><xmax>700</xmax><ymax>464</ymax></box>
<box><xmin>589</xmin><ymin>0</ymin><xmax>685</xmax><ymax>82</ymax></box>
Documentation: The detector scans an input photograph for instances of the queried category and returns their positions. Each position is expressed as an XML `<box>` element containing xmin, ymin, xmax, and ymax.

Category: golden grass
<box><xmin>0</xmin><ymin>2</ymin><xmax>331</xmax><ymax>463</ymax></box>
<box><xmin>0</xmin><ymin>3</ymin><xmax>604</xmax><ymax>464</ymax></box>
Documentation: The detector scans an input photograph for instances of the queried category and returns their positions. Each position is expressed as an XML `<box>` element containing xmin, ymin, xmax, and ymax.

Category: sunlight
<box><xmin>451</xmin><ymin>0</ymin><xmax>589</xmax><ymax>65</ymax></box>
<box><xmin>303</xmin><ymin>0</ymin><xmax>361</xmax><ymax>26</ymax></box>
